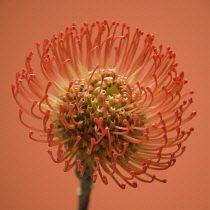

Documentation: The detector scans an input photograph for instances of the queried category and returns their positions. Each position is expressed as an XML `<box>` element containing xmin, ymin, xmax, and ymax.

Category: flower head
<box><xmin>12</xmin><ymin>20</ymin><xmax>196</xmax><ymax>189</ymax></box>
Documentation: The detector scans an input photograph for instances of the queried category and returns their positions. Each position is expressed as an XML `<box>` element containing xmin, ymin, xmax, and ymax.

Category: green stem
<box><xmin>76</xmin><ymin>165</ymin><xmax>92</xmax><ymax>210</ymax></box>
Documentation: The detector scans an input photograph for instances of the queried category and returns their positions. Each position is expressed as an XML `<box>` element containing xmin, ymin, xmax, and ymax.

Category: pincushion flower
<box><xmin>12</xmin><ymin>20</ymin><xmax>196</xmax><ymax>189</ymax></box>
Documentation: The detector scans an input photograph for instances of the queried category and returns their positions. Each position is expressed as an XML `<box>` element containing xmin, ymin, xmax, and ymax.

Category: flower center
<box><xmin>52</xmin><ymin>68</ymin><xmax>145</xmax><ymax>158</ymax></box>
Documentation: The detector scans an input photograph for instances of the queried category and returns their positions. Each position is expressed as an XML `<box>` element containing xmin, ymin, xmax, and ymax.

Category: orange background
<box><xmin>1</xmin><ymin>0</ymin><xmax>210</xmax><ymax>209</ymax></box>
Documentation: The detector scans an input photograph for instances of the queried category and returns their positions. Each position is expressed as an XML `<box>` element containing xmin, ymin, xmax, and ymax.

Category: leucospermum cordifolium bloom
<box><xmin>12</xmin><ymin>20</ymin><xmax>196</xmax><ymax>189</ymax></box>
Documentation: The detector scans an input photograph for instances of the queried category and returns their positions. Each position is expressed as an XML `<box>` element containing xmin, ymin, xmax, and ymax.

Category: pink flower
<box><xmin>12</xmin><ymin>20</ymin><xmax>196</xmax><ymax>189</ymax></box>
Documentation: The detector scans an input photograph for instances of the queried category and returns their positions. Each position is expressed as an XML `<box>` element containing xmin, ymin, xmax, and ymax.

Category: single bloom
<box><xmin>12</xmin><ymin>20</ymin><xmax>196</xmax><ymax>189</ymax></box>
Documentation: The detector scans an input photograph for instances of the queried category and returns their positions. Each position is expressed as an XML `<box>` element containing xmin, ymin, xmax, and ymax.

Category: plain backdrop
<box><xmin>1</xmin><ymin>0</ymin><xmax>210</xmax><ymax>209</ymax></box>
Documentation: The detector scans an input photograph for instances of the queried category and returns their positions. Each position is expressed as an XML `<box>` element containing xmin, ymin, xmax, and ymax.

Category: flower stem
<box><xmin>76</xmin><ymin>165</ymin><xmax>92</xmax><ymax>210</ymax></box>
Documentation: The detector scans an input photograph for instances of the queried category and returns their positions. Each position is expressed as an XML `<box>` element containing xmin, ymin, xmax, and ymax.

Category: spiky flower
<box><xmin>12</xmin><ymin>20</ymin><xmax>196</xmax><ymax>189</ymax></box>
